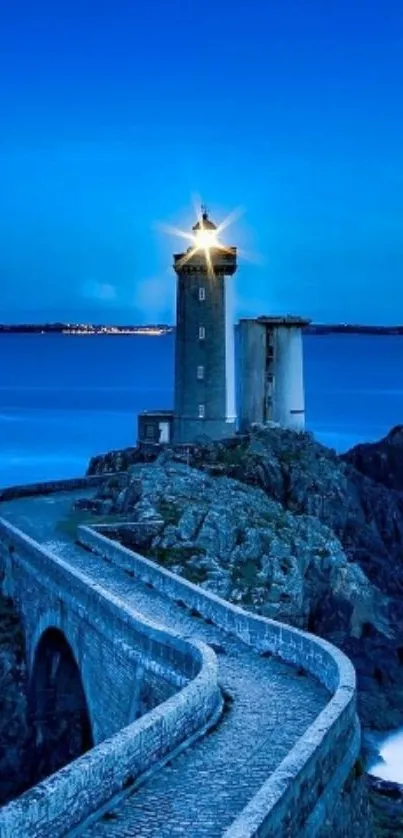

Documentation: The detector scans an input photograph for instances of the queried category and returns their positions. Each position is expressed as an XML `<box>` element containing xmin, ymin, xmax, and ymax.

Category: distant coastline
<box><xmin>0</xmin><ymin>323</ymin><xmax>174</xmax><ymax>336</ymax></box>
<box><xmin>305</xmin><ymin>324</ymin><xmax>403</xmax><ymax>335</ymax></box>
<box><xmin>1</xmin><ymin>322</ymin><xmax>403</xmax><ymax>336</ymax></box>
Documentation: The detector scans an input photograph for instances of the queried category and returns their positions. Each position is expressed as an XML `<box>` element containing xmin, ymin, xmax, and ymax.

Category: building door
<box><xmin>159</xmin><ymin>422</ymin><xmax>170</xmax><ymax>443</ymax></box>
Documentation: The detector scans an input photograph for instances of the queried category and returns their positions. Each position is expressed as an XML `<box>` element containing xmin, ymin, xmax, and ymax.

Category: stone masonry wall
<box><xmin>0</xmin><ymin>477</ymin><xmax>370</xmax><ymax>838</ymax></box>
<box><xmin>79</xmin><ymin>524</ymin><xmax>366</xmax><ymax>838</ymax></box>
<box><xmin>0</xmin><ymin>516</ymin><xmax>220</xmax><ymax>838</ymax></box>
<box><xmin>0</xmin><ymin>474</ymin><xmax>111</xmax><ymax>502</ymax></box>
<box><xmin>0</xmin><ymin>520</ymin><xmax>194</xmax><ymax>741</ymax></box>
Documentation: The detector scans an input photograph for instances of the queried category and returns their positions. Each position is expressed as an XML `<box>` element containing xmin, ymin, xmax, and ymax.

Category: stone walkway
<box><xmin>0</xmin><ymin>492</ymin><xmax>329</xmax><ymax>837</ymax></box>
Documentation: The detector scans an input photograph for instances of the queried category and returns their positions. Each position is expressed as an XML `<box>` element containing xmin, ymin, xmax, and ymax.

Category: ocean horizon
<box><xmin>1</xmin><ymin>330</ymin><xmax>403</xmax><ymax>784</ymax></box>
<box><xmin>1</xmin><ymin>332</ymin><xmax>403</xmax><ymax>488</ymax></box>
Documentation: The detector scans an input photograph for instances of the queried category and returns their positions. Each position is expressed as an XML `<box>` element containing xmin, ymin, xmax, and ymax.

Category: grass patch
<box><xmin>156</xmin><ymin>500</ymin><xmax>182</xmax><ymax>526</ymax></box>
<box><xmin>186</xmin><ymin>566</ymin><xmax>209</xmax><ymax>584</ymax></box>
<box><xmin>56</xmin><ymin>509</ymin><xmax>128</xmax><ymax>539</ymax></box>
<box><xmin>215</xmin><ymin>444</ymin><xmax>248</xmax><ymax>468</ymax></box>
<box><xmin>231</xmin><ymin>560</ymin><xmax>260</xmax><ymax>588</ymax></box>
<box><xmin>147</xmin><ymin>546</ymin><xmax>208</xmax><ymax>584</ymax></box>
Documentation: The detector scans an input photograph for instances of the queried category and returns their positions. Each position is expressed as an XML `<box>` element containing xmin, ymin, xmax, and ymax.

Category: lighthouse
<box><xmin>137</xmin><ymin>204</ymin><xmax>309</xmax><ymax>448</ymax></box>
<box><xmin>172</xmin><ymin>209</ymin><xmax>238</xmax><ymax>443</ymax></box>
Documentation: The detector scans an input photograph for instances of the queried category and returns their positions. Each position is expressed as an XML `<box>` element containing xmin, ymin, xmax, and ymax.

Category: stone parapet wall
<box><xmin>0</xmin><ymin>474</ymin><xmax>112</xmax><ymax>502</ymax></box>
<box><xmin>0</xmin><ymin>519</ymin><xmax>199</xmax><ymax>685</ymax></box>
<box><xmin>79</xmin><ymin>524</ymin><xmax>362</xmax><ymax>838</ymax></box>
<box><xmin>0</xmin><ymin>519</ymin><xmax>220</xmax><ymax>838</ymax></box>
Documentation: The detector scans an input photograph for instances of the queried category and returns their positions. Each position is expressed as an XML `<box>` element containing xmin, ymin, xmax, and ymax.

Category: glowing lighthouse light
<box><xmin>159</xmin><ymin>203</ymin><xmax>245</xmax><ymax>279</ymax></box>
<box><xmin>195</xmin><ymin>227</ymin><xmax>218</xmax><ymax>249</ymax></box>
<box><xmin>193</xmin><ymin>207</ymin><xmax>220</xmax><ymax>251</ymax></box>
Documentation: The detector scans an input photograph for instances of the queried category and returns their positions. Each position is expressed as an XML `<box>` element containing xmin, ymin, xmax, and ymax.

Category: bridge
<box><xmin>0</xmin><ymin>476</ymin><xmax>366</xmax><ymax>838</ymax></box>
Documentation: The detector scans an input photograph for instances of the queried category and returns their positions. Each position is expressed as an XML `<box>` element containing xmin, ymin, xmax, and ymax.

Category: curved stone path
<box><xmin>1</xmin><ymin>491</ymin><xmax>329</xmax><ymax>838</ymax></box>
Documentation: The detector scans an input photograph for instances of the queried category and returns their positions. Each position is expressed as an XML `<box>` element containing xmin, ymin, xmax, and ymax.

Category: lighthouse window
<box><xmin>199</xmin><ymin>286</ymin><xmax>205</xmax><ymax>301</ymax></box>
<box><xmin>197</xmin><ymin>365</ymin><xmax>204</xmax><ymax>380</ymax></box>
<box><xmin>199</xmin><ymin>326</ymin><xmax>205</xmax><ymax>340</ymax></box>
<box><xmin>198</xmin><ymin>404</ymin><xmax>205</xmax><ymax>418</ymax></box>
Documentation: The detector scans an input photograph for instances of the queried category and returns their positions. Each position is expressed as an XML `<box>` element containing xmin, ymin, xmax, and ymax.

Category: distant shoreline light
<box><xmin>1</xmin><ymin>324</ymin><xmax>403</xmax><ymax>336</ymax></box>
<box><xmin>0</xmin><ymin>325</ymin><xmax>175</xmax><ymax>336</ymax></box>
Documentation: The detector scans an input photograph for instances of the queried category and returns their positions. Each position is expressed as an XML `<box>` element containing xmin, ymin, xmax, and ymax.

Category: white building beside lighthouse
<box><xmin>237</xmin><ymin>315</ymin><xmax>309</xmax><ymax>432</ymax></box>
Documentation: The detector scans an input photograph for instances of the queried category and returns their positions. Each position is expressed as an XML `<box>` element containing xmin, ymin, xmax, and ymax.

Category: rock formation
<box><xmin>87</xmin><ymin>424</ymin><xmax>403</xmax><ymax>731</ymax></box>
<box><xmin>342</xmin><ymin>425</ymin><xmax>403</xmax><ymax>491</ymax></box>
<box><xmin>0</xmin><ymin>594</ymin><xmax>31</xmax><ymax>805</ymax></box>
<box><xmin>368</xmin><ymin>776</ymin><xmax>403</xmax><ymax>837</ymax></box>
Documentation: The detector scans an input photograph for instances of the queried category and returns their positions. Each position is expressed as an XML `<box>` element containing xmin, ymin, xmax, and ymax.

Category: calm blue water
<box><xmin>1</xmin><ymin>333</ymin><xmax>403</xmax><ymax>488</ymax></box>
<box><xmin>1</xmin><ymin>332</ymin><xmax>403</xmax><ymax>777</ymax></box>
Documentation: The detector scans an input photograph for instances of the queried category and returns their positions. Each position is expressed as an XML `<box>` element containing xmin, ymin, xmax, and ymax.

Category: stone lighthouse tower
<box><xmin>173</xmin><ymin>209</ymin><xmax>238</xmax><ymax>443</ymax></box>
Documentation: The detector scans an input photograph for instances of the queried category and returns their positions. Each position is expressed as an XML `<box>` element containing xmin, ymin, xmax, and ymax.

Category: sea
<box><xmin>1</xmin><ymin>331</ymin><xmax>403</xmax><ymax>781</ymax></box>
<box><xmin>1</xmin><ymin>332</ymin><xmax>402</xmax><ymax>487</ymax></box>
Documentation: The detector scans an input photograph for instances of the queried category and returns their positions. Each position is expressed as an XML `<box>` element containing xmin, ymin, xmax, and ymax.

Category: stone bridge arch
<box><xmin>28</xmin><ymin>625</ymin><xmax>93</xmax><ymax>784</ymax></box>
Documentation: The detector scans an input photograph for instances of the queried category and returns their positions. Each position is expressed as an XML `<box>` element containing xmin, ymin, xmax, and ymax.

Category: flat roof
<box><xmin>239</xmin><ymin>315</ymin><xmax>311</xmax><ymax>327</ymax></box>
<box><xmin>139</xmin><ymin>410</ymin><xmax>174</xmax><ymax>417</ymax></box>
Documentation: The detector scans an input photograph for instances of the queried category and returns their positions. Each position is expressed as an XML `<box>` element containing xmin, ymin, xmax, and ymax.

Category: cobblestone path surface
<box><xmin>1</xmin><ymin>492</ymin><xmax>329</xmax><ymax>837</ymax></box>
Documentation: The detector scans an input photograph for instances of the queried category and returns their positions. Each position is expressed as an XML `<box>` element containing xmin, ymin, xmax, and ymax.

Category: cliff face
<box><xmin>368</xmin><ymin>777</ymin><xmax>403</xmax><ymax>837</ymax></box>
<box><xmin>0</xmin><ymin>593</ymin><xmax>31</xmax><ymax>805</ymax></box>
<box><xmin>341</xmin><ymin>425</ymin><xmax>403</xmax><ymax>491</ymax></box>
<box><xmin>87</xmin><ymin>424</ymin><xmax>403</xmax><ymax>731</ymax></box>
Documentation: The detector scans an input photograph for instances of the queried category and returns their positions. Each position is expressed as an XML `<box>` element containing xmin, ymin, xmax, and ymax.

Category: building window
<box><xmin>199</xmin><ymin>286</ymin><xmax>205</xmax><ymax>301</ymax></box>
<box><xmin>145</xmin><ymin>423</ymin><xmax>155</xmax><ymax>440</ymax></box>
<box><xmin>266</xmin><ymin>375</ymin><xmax>274</xmax><ymax>397</ymax></box>
<box><xmin>199</xmin><ymin>325</ymin><xmax>205</xmax><ymax>340</ymax></box>
<box><xmin>197</xmin><ymin>365</ymin><xmax>204</xmax><ymax>380</ymax></box>
<box><xmin>198</xmin><ymin>404</ymin><xmax>205</xmax><ymax>419</ymax></box>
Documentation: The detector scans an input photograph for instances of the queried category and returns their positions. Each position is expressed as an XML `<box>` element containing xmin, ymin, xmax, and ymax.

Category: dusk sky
<box><xmin>1</xmin><ymin>0</ymin><xmax>402</xmax><ymax>324</ymax></box>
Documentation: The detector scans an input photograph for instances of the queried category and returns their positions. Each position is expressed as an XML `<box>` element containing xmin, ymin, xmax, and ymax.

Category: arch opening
<box><xmin>28</xmin><ymin>628</ymin><xmax>93</xmax><ymax>784</ymax></box>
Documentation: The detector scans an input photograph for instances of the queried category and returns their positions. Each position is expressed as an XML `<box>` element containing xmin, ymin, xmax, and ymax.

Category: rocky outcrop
<box><xmin>86</xmin><ymin>424</ymin><xmax>403</xmax><ymax>730</ymax></box>
<box><xmin>341</xmin><ymin>426</ymin><xmax>403</xmax><ymax>491</ymax></box>
<box><xmin>80</xmin><ymin>460</ymin><xmax>384</xmax><ymax>635</ymax></box>
<box><xmin>319</xmin><ymin>770</ymin><xmax>374</xmax><ymax>838</ymax></box>
<box><xmin>368</xmin><ymin>776</ymin><xmax>403</xmax><ymax>837</ymax></box>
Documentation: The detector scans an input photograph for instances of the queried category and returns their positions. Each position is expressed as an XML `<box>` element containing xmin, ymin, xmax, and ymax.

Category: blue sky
<box><xmin>0</xmin><ymin>0</ymin><xmax>402</xmax><ymax>324</ymax></box>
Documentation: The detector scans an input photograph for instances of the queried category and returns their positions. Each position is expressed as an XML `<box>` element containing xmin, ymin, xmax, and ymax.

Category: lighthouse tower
<box><xmin>173</xmin><ymin>209</ymin><xmax>238</xmax><ymax>444</ymax></box>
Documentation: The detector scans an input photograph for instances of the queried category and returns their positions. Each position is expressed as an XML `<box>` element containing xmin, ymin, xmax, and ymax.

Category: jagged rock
<box><xmin>86</xmin><ymin>425</ymin><xmax>403</xmax><ymax>730</ymax></box>
<box><xmin>368</xmin><ymin>776</ymin><xmax>403</xmax><ymax>836</ymax></box>
<box><xmin>88</xmin><ymin>446</ymin><xmax>156</xmax><ymax>475</ymax></box>
<box><xmin>0</xmin><ymin>594</ymin><xmax>32</xmax><ymax>804</ymax></box>
<box><xmin>342</xmin><ymin>426</ymin><xmax>403</xmax><ymax>491</ymax></box>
